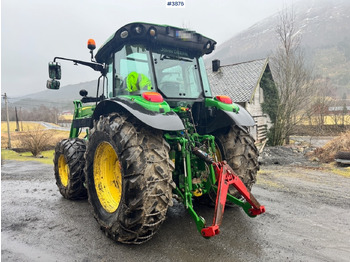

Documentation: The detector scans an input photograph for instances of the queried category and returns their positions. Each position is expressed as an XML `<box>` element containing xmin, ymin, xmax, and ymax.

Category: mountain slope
<box><xmin>8</xmin><ymin>80</ymin><xmax>97</xmax><ymax>110</ymax></box>
<box><xmin>207</xmin><ymin>0</ymin><xmax>350</xmax><ymax>97</ymax></box>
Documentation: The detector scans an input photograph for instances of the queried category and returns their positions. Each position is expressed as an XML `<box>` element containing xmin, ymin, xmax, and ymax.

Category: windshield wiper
<box><xmin>160</xmin><ymin>55</ymin><xmax>192</xmax><ymax>62</ymax></box>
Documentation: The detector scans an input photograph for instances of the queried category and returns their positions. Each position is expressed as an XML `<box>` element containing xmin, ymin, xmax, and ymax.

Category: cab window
<box><xmin>112</xmin><ymin>45</ymin><xmax>155</xmax><ymax>96</ymax></box>
<box><xmin>153</xmin><ymin>52</ymin><xmax>201</xmax><ymax>99</ymax></box>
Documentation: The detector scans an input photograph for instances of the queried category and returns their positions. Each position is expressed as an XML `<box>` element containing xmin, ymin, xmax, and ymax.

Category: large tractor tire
<box><xmin>212</xmin><ymin>125</ymin><xmax>259</xmax><ymax>200</ymax></box>
<box><xmin>54</xmin><ymin>138</ymin><xmax>87</xmax><ymax>200</ymax></box>
<box><xmin>84</xmin><ymin>113</ymin><xmax>175</xmax><ymax>244</ymax></box>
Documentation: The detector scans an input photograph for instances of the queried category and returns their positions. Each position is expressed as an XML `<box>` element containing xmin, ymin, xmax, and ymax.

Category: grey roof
<box><xmin>206</xmin><ymin>58</ymin><xmax>268</xmax><ymax>103</ymax></box>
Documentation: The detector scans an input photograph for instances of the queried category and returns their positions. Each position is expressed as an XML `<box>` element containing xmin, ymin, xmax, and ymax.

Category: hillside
<box><xmin>207</xmin><ymin>0</ymin><xmax>350</xmax><ymax>97</ymax></box>
<box><xmin>8</xmin><ymin>80</ymin><xmax>97</xmax><ymax>110</ymax></box>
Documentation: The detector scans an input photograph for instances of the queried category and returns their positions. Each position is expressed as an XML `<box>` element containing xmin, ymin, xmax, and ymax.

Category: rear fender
<box><xmin>225</xmin><ymin>104</ymin><xmax>255</xmax><ymax>127</ymax></box>
<box><xmin>92</xmin><ymin>99</ymin><xmax>184</xmax><ymax>131</ymax></box>
<box><xmin>204</xmin><ymin>104</ymin><xmax>255</xmax><ymax>133</ymax></box>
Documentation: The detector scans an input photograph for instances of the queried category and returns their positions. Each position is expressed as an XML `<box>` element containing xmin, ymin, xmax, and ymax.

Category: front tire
<box><xmin>85</xmin><ymin>113</ymin><xmax>174</xmax><ymax>244</ymax></box>
<box><xmin>54</xmin><ymin>138</ymin><xmax>87</xmax><ymax>200</ymax></box>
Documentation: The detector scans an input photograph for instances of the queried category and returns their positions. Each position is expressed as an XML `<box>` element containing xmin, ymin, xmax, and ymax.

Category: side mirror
<box><xmin>48</xmin><ymin>62</ymin><xmax>61</xmax><ymax>80</ymax></box>
<box><xmin>46</xmin><ymin>79</ymin><xmax>60</xmax><ymax>90</ymax></box>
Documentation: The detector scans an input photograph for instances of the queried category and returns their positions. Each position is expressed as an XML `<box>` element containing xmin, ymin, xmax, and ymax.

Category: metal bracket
<box><xmin>201</xmin><ymin>161</ymin><xmax>265</xmax><ymax>237</ymax></box>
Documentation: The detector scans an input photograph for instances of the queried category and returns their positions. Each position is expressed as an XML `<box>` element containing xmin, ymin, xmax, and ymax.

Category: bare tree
<box><xmin>269</xmin><ymin>6</ymin><xmax>315</xmax><ymax>145</ymax></box>
<box><xmin>313</xmin><ymin>78</ymin><xmax>333</xmax><ymax>128</ymax></box>
<box><xmin>19</xmin><ymin>127</ymin><xmax>53</xmax><ymax>157</ymax></box>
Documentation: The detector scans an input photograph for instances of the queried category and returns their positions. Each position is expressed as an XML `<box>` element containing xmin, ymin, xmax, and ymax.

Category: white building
<box><xmin>207</xmin><ymin>58</ymin><xmax>274</xmax><ymax>142</ymax></box>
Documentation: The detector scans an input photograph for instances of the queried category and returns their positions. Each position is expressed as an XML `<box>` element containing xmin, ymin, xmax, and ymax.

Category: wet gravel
<box><xmin>259</xmin><ymin>146</ymin><xmax>312</xmax><ymax>166</ymax></box>
<box><xmin>2</xmin><ymin>159</ymin><xmax>350</xmax><ymax>262</ymax></box>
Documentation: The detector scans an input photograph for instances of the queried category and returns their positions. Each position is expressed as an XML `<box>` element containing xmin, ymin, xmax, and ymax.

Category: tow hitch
<box><xmin>201</xmin><ymin>161</ymin><xmax>265</xmax><ymax>237</ymax></box>
<box><xmin>169</xmin><ymin>141</ymin><xmax>265</xmax><ymax>239</ymax></box>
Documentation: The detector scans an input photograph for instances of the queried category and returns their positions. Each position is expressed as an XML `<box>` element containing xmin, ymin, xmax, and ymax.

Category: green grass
<box><xmin>1</xmin><ymin>149</ymin><xmax>54</xmax><ymax>165</ymax></box>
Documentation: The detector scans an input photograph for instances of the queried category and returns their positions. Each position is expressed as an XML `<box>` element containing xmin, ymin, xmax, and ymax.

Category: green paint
<box><xmin>205</xmin><ymin>98</ymin><xmax>240</xmax><ymax>112</ymax></box>
<box><xmin>69</xmin><ymin>100</ymin><xmax>96</xmax><ymax>138</ymax></box>
<box><xmin>120</xmin><ymin>95</ymin><xmax>171</xmax><ymax>113</ymax></box>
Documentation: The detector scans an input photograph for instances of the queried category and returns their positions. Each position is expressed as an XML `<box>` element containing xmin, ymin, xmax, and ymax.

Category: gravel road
<box><xmin>1</xmin><ymin>159</ymin><xmax>350</xmax><ymax>262</ymax></box>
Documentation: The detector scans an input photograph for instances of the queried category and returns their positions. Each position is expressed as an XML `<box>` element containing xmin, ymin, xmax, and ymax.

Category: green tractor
<box><xmin>48</xmin><ymin>22</ymin><xmax>265</xmax><ymax>244</ymax></box>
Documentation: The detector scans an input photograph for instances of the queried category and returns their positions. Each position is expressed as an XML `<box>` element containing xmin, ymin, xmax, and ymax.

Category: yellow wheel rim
<box><xmin>58</xmin><ymin>154</ymin><xmax>69</xmax><ymax>187</ymax></box>
<box><xmin>94</xmin><ymin>142</ymin><xmax>122</xmax><ymax>213</ymax></box>
<box><xmin>214</xmin><ymin>142</ymin><xmax>223</xmax><ymax>162</ymax></box>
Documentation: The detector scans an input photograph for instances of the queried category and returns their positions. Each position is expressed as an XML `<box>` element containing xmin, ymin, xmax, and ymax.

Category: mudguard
<box><xmin>201</xmin><ymin>104</ymin><xmax>255</xmax><ymax>134</ymax></box>
<box><xmin>224</xmin><ymin>104</ymin><xmax>255</xmax><ymax>127</ymax></box>
<box><xmin>92</xmin><ymin>99</ymin><xmax>184</xmax><ymax>131</ymax></box>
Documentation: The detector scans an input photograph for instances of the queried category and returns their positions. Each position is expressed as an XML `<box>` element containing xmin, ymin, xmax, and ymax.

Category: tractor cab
<box><xmin>96</xmin><ymin>23</ymin><xmax>216</xmax><ymax>106</ymax></box>
<box><xmin>47</xmin><ymin>22</ymin><xmax>254</xmax><ymax>135</ymax></box>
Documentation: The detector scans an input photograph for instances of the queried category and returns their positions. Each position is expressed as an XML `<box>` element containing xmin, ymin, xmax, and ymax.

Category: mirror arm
<box><xmin>53</xmin><ymin>57</ymin><xmax>105</xmax><ymax>74</ymax></box>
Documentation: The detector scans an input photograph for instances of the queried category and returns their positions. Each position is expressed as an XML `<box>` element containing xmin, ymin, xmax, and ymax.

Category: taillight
<box><xmin>142</xmin><ymin>92</ymin><xmax>164</xmax><ymax>102</ymax></box>
<box><xmin>215</xmin><ymin>95</ymin><xmax>232</xmax><ymax>104</ymax></box>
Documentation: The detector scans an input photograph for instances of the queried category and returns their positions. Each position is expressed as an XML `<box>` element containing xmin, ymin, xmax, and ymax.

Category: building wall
<box><xmin>246</xmin><ymin>85</ymin><xmax>263</xmax><ymax>117</ymax></box>
<box><xmin>245</xmin><ymin>84</ymin><xmax>271</xmax><ymax>142</ymax></box>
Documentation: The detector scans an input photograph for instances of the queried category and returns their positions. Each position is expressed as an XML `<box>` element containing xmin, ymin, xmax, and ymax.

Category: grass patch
<box><xmin>257</xmin><ymin>170</ymin><xmax>286</xmax><ymax>189</ymax></box>
<box><xmin>256</xmin><ymin>175</ymin><xmax>286</xmax><ymax>189</ymax></box>
<box><xmin>1</xmin><ymin>149</ymin><xmax>54</xmax><ymax>165</ymax></box>
<box><xmin>330</xmin><ymin>167</ymin><xmax>350</xmax><ymax>178</ymax></box>
<box><xmin>2</xmin><ymin>129</ymin><xmax>70</xmax><ymax>149</ymax></box>
<box><xmin>1</xmin><ymin>121</ymin><xmax>46</xmax><ymax>133</ymax></box>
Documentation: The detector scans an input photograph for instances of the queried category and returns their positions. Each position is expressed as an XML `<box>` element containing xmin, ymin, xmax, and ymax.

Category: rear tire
<box><xmin>84</xmin><ymin>113</ymin><xmax>174</xmax><ymax>244</ymax></box>
<box><xmin>54</xmin><ymin>138</ymin><xmax>87</xmax><ymax>200</ymax></box>
<box><xmin>213</xmin><ymin>125</ymin><xmax>259</xmax><ymax>199</ymax></box>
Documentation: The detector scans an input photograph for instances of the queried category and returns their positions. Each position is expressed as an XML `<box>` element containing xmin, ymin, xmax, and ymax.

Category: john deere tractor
<box><xmin>48</xmin><ymin>22</ymin><xmax>264</xmax><ymax>244</ymax></box>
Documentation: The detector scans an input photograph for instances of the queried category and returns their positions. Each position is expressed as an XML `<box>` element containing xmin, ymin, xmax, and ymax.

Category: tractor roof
<box><xmin>95</xmin><ymin>22</ymin><xmax>217</xmax><ymax>63</ymax></box>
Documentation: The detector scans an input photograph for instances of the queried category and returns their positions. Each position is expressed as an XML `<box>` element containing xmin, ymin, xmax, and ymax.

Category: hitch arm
<box><xmin>201</xmin><ymin>161</ymin><xmax>265</xmax><ymax>238</ymax></box>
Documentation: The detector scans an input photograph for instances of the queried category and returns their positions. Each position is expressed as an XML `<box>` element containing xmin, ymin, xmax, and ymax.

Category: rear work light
<box><xmin>149</xmin><ymin>28</ymin><xmax>157</xmax><ymax>37</ymax></box>
<box><xmin>215</xmin><ymin>95</ymin><xmax>232</xmax><ymax>104</ymax></box>
<box><xmin>142</xmin><ymin>92</ymin><xmax>164</xmax><ymax>103</ymax></box>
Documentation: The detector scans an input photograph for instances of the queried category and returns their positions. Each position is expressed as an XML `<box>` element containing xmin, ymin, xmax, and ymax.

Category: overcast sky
<box><xmin>1</xmin><ymin>0</ymin><xmax>290</xmax><ymax>98</ymax></box>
